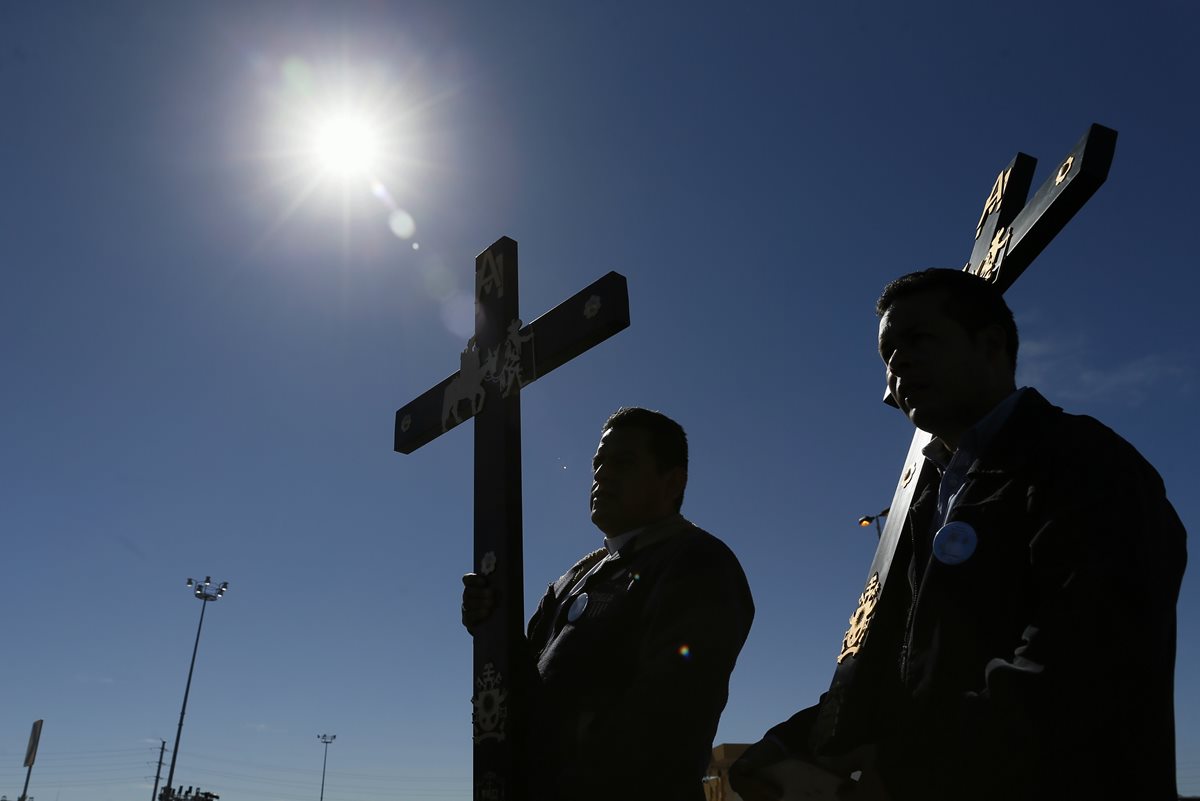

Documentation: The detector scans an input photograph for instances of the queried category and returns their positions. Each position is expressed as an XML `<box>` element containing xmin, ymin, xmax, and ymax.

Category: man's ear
<box><xmin>976</xmin><ymin>323</ymin><xmax>1009</xmax><ymax>366</ymax></box>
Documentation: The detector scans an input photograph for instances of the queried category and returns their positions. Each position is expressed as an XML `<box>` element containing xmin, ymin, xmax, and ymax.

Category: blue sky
<box><xmin>2</xmin><ymin>2</ymin><xmax>1197</xmax><ymax>799</ymax></box>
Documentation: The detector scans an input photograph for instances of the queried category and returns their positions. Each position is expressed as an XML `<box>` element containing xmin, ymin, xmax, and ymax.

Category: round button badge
<box><xmin>567</xmin><ymin>592</ymin><xmax>589</xmax><ymax>623</ymax></box>
<box><xmin>933</xmin><ymin>522</ymin><xmax>978</xmax><ymax>565</ymax></box>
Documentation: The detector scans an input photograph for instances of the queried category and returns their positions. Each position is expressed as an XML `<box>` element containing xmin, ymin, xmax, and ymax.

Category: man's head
<box><xmin>876</xmin><ymin>269</ymin><xmax>1019</xmax><ymax>448</ymax></box>
<box><xmin>590</xmin><ymin>407</ymin><xmax>688</xmax><ymax>537</ymax></box>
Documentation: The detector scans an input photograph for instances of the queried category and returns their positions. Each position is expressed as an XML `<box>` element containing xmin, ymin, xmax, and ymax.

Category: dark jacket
<box><xmin>526</xmin><ymin>514</ymin><xmax>754</xmax><ymax>801</ymax></box>
<box><xmin>765</xmin><ymin>390</ymin><xmax>1186</xmax><ymax>800</ymax></box>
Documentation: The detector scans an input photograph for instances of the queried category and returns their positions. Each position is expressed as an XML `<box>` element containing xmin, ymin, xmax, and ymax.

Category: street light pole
<box><xmin>163</xmin><ymin>577</ymin><xmax>228</xmax><ymax>801</ymax></box>
<box><xmin>317</xmin><ymin>734</ymin><xmax>336</xmax><ymax>801</ymax></box>
<box><xmin>857</xmin><ymin>507</ymin><xmax>890</xmax><ymax>539</ymax></box>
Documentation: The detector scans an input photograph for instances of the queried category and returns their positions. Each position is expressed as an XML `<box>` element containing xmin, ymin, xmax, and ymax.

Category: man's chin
<box><xmin>909</xmin><ymin>410</ymin><xmax>960</xmax><ymax>443</ymax></box>
<box><xmin>906</xmin><ymin>405</ymin><xmax>939</xmax><ymax>431</ymax></box>
<box><xmin>590</xmin><ymin>507</ymin><xmax>623</xmax><ymax>536</ymax></box>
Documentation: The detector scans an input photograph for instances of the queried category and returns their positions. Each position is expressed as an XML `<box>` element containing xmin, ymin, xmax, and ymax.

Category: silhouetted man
<box><xmin>732</xmin><ymin>269</ymin><xmax>1186</xmax><ymax>801</ymax></box>
<box><xmin>463</xmin><ymin>407</ymin><xmax>754</xmax><ymax>800</ymax></box>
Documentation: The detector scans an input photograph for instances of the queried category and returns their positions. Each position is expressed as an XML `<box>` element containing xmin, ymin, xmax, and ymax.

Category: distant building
<box><xmin>160</xmin><ymin>786</ymin><xmax>219</xmax><ymax>801</ymax></box>
<box><xmin>704</xmin><ymin>743</ymin><xmax>750</xmax><ymax>801</ymax></box>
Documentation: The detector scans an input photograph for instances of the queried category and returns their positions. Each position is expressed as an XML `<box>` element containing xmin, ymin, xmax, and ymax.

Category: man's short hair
<box><xmin>876</xmin><ymin>268</ymin><xmax>1019</xmax><ymax>372</ymax></box>
<box><xmin>602</xmin><ymin>407</ymin><xmax>688</xmax><ymax>511</ymax></box>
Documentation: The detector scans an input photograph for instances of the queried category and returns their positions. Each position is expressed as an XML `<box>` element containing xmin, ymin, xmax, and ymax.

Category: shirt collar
<box><xmin>603</xmin><ymin>526</ymin><xmax>644</xmax><ymax>556</ymax></box>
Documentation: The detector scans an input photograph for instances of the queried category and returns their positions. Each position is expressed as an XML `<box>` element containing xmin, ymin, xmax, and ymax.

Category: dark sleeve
<box><xmin>526</xmin><ymin>581</ymin><xmax>556</xmax><ymax>651</ymax></box>
<box><xmin>764</xmin><ymin>703</ymin><xmax>821</xmax><ymax>752</ymax></box>
<box><xmin>563</xmin><ymin>536</ymin><xmax>755</xmax><ymax>800</ymax></box>
<box><xmin>879</xmin><ymin>426</ymin><xmax>1187</xmax><ymax>800</ymax></box>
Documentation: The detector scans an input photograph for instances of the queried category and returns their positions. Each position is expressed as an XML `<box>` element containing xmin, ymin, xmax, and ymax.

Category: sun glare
<box><xmin>259</xmin><ymin>56</ymin><xmax>430</xmax><ymax>246</ymax></box>
<box><xmin>311</xmin><ymin>112</ymin><xmax>382</xmax><ymax>178</ymax></box>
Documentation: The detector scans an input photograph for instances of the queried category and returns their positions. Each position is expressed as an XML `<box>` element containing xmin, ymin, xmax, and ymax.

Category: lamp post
<box><xmin>163</xmin><ymin>577</ymin><xmax>228</xmax><ymax>801</ymax></box>
<box><xmin>857</xmin><ymin>508</ymin><xmax>889</xmax><ymax>539</ymax></box>
<box><xmin>317</xmin><ymin>734</ymin><xmax>336</xmax><ymax>801</ymax></box>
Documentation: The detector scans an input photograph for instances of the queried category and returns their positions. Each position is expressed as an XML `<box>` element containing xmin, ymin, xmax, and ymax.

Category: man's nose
<box><xmin>886</xmin><ymin>347</ymin><xmax>910</xmax><ymax>375</ymax></box>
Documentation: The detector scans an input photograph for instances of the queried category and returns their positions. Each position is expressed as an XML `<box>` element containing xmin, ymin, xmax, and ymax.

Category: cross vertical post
<box><xmin>470</xmin><ymin>237</ymin><xmax>527</xmax><ymax>796</ymax></box>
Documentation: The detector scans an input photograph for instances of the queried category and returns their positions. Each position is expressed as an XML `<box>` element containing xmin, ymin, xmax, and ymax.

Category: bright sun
<box><xmin>309</xmin><ymin>111</ymin><xmax>382</xmax><ymax>178</ymax></box>
<box><xmin>262</xmin><ymin>57</ymin><xmax>426</xmax><ymax>238</ymax></box>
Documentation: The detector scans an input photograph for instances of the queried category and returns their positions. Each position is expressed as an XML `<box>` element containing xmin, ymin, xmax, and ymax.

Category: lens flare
<box><xmin>281</xmin><ymin>57</ymin><xmax>314</xmax><ymax>96</ymax></box>
<box><xmin>388</xmin><ymin>209</ymin><xmax>416</xmax><ymax>239</ymax></box>
<box><xmin>422</xmin><ymin>259</ymin><xmax>455</xmax><ymax>300</ymax></box>
<box><xmin>441</xmin><ymin>292</ymin><xmax>475</xmax><ymax>339</ymax></box>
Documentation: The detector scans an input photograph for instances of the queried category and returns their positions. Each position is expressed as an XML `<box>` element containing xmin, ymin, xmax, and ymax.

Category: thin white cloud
<box><xmin>1019</xmin><ymin>337</ymin><xmax>1193</xmax><ymax>406</ymax></box>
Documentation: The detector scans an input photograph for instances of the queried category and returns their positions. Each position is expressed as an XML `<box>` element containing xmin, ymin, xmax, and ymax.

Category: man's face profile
<box><xmin>877</xmin><ymin>289</ymin><xmax>1005</xmax><ymax>444</ymax></box>
<box><xmin>590</xmin><ymin>425</ymin><xmax>681</xmax><ymax>536</ymax></box>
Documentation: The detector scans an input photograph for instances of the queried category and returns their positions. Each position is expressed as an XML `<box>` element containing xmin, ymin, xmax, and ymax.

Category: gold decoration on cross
<box><xmin>976</xmin><ymin>225</ymin><xmax>1011</xmax><ymax>282</ymax></box>
<box><xmin>975</xmin><ymin>166</ymin><xmax>1011</xmax><ymax>241</ymax></box>
<box><xmin>838</xmin><ymin>572</ymin><xmax>881</xmax><ymax>663</ymax></box>
<box><xmin>1055</xmin><ymin>154</ymin><xmax>1075</xmax><ymax>186</ymax></box>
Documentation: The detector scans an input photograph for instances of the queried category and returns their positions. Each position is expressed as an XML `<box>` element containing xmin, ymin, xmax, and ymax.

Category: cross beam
<box><xmin>814</xmin><ymin>124</ymin><xmax>1117</xmax><ymax>751</ymax></box>
<box><xmin>393</xmin><ymin>236</ymin><xmax>630</xmax><ymax>799</ymax></box>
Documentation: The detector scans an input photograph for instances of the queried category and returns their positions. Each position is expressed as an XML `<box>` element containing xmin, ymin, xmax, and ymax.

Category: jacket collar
<box><xmin>608</xmin><ymin>513</ymin><xmax>691</xmax><ymax>560</ymax></box>
<box><xmin>964</xmin><ymin>388</ymin><xmax>1060</xmax><ymax>476</ymax></box>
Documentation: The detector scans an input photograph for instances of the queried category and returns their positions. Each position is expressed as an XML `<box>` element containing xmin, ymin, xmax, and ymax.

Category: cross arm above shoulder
<box><xmin>971</xmin><ymin>123</ymin><xmax>1117</xmax><ymax>293</ymax></box>
<box><xmin>394</xmin><ymin>271</ymin><xmax>630</xmax><ymax>454</ymax></box>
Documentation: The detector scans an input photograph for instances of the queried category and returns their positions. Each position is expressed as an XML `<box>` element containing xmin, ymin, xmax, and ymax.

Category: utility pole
<box><xmin>317</xmin><ymin>734</ymin><xmax>336</xmax><ymax>801</ymax></box>
<box><xmin>151</xmin><ymin>739</ymin><xmax>166</xmax><ymax>801</ymax></box>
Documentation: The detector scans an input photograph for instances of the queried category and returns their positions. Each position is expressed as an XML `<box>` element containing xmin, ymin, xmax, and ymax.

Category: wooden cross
<box><xmin>393</xmin><ymin>236</ymin><xmax>630</xmax><ymax>799</ymax></box>
<box><xmin>812</xmin><ymin>124</ymin><xmax>1118</xmax><ymax>751</ymax></box>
